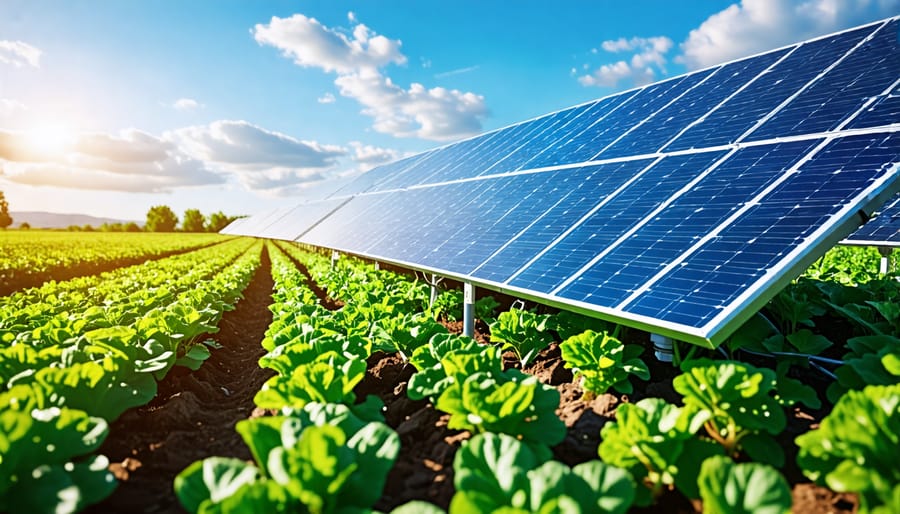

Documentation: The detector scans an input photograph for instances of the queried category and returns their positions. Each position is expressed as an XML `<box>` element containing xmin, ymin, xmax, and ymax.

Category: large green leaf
<box><xmin>174</xmin><ymin>457</ymin><xmax>260</xmax><ymax>513</ymax></box>
<box><xmin>698</xmin><ymin>456</ymin><xmax>791</xmax><ymax>514</ymax></box>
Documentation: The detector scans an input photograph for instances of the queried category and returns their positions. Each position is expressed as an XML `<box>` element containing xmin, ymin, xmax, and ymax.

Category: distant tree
<box><xmin>0</xmin><ymin>191</ymin><xmax>12</xmax><ymax>229</ymax></box>
<box><xmin>19</xmin><ymin>222</ymin><xmax>30</xmax><ymax>230</ymax></box>
<box><xmin>206</xmin><ymin>211</ymin><xmax>239</xmax><ymax>232</ymax></box>
<box><xmin>181</xmin><ymin>209</ymin><xmax>206</xmax><ymax>232</ymax></box>
<box><xmin>146</xmin><ymin>205</ymin><xmax>178</xmax><ymax>232</ymax></box>
<box><xmin>67</xmin><ymin>225</ymin><xmax>82</xmax><ymax>232</ymax></box>
<box><xmin>124</xmin><ymin>222</ymin><xmax>141</xmax><ymax>232</ymax></box>
<box><xmin>82</xmin><ymin>224</ymin><xmax>95</xmax><ymax>232</ymax></box>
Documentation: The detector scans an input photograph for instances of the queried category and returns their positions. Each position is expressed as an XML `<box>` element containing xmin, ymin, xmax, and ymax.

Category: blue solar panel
<box><xmin>748</xmin><ymin>19</ymin><xmax>899</xmax><ymax>141</ymax></box>
<box><xmin>845</xmin><ymin>191</ymin><xmax>900</xmax><ymax>245</ymax></box>
<box><xmin>506</xmin><ymin>151</ymin><xmax>728</xmax><ymax>293</ymax></box>
<box><xmin>663</xmin><ymin>25</ymin><xmax>875</xmax><ymax>151</ymax></box>
<box><xmin>230</xmin><ymin>17</ymin><xmax>900</xmax><ymax>346</ymax></box>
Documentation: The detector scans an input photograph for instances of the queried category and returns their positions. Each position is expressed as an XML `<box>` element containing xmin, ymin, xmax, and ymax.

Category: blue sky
<box><xmin>0</xmin><ymin>0</ymin><xmax>897</xmax><ymax>222</ymax></box>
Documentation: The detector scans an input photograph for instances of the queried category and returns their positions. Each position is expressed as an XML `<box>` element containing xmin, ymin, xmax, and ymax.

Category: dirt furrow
<box><xmin>86</xmin><ymin>245</ymin><xmax>275</xmax><ymax>514</ymax></box>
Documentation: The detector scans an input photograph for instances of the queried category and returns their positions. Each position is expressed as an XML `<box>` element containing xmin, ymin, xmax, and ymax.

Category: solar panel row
<box><xmin>223</xmin><ymin>17</ymin><xmax>900</xmax><ymax>346</ymax></box>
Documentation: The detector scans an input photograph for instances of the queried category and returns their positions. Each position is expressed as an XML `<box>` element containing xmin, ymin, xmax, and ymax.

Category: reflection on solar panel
<box><xmin>228</xmin><ymin>17</ymin><xmax>900</xmax><ymax>346</ymax></box>
<box><xmin>844</xmin><ymin>192</ymin><xmax>900</xmax><ymax>246</ymax></box>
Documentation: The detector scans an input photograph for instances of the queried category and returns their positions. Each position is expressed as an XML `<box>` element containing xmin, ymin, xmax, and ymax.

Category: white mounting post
<box><xmin>463</xmin><ymin>282</ymin><xmax>475</xmax><ymax>338</ymax></box>
<box><xmin>650</xmin><ymin>333</ymin><xmax>674</xmax><ymax>363</ymax></box>
<box><xmin>429</xmin><ymin>274</ymin><xmax>439</xmax><ymax>307</ymax></box>
<box><xmin>374</xmin><ymin>261</ymin><xmax>380</xmax><ymax>271</ymax></box>
<box><xmin>878</xmin><ymin>247</ymin><xmax>893</xmax><ymax>275</ymax></box>
<box><xmin>331</xmin><ymin>250</ymin><xmax>340</xmax><ymax>269</ymax></box>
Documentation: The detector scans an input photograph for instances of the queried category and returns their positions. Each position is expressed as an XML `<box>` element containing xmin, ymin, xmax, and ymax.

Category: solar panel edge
<box><xmin>701</xmin><ymin>159</ymin><xmax>900</xmax><ymax>346</ymax></box>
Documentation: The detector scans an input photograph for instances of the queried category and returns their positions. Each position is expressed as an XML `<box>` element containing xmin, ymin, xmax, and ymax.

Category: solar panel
<box><xmin>233</xmin><ymin>17</ymin><xmax>900</xmax><ymax>346</ymax></box>
<box><xmin>844</xmin><ymin>192</ymin><xmax>900</xmax><ymax>246</ymax></box>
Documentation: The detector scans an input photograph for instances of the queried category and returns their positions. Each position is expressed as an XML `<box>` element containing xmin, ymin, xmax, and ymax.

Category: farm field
<box><xmin>1</xmin><ymin>232</ymin><xmax>899</xmax><ymax>514</ymax></box>
<box><xmin>0</xmin><ymin>231</ymin><xmax>233</xmax><ymax>296</ymax></box>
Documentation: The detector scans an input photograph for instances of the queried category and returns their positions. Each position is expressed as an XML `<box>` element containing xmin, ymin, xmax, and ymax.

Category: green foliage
<box><xmin>796</xmin><ymin>384</ymin><xmax>900</xmax><ymax>514</ymax></box>
<box><xmin>827</xmin><ymin>335</ymin><xmax>900</xmax><ymax>403</ymax></box>
<box><xmin>145</xmin><ymin>204</ymin><xmax>179</xmax><ymax>232</ymax></box>
<box><xmin>254</xmin><ymin>358</ymin><xmax>367</xmax><ymax>412</ymax></box>
<box><xmin>549</xmin><ymin>310</ymin><xmax>612</xmax><ymax>341</ymax></box>
<box><xmin>451</xmin><ymin>433</ymin><xmax>634</xmax><ymax>514</ymax></box>
<box><xmin>598</xmin><ymin>398</ymin><xmax>721</xmax><ymax>505</ymax></box>
<box><xmin>431</xmin><ymin>289</ymin><xmax>464</xmax><ymax>322</ymax></box>
<box><xmin>408</xmin><ymin>333</ymin><xmax>499</xmax><ymax>401</ymax></box>
<box><xmin>559</xmin><ymin>330</ymin><xmax>649</xmax><ymax>399</ymax></box>
<box><xmin>475</xmin><ymin>296</ymin><xmax>501</xmax><ymax>323</ymax></box>
<box><xmin>0</xmin><ymin>405</ymin><xmax>117</xmax><ymax>513</ymax></box>
<box><xmin>370</xmin><ymin>312</ymin><xmax>448</xmax><ymax>359</ymax></box>
<box><xmin>674</xmin><ymin>359</ymin><xmax>787</xmax><ymax>466</ymax></box>
<box><xmin>697</xmin><ymin>456</ymin><xmax>791</xmax><ymax>514</ymax></box>
<box><xmin>489</xmin><ymin>308</ymin><xmax>555</xmax><ymax>366</ymax></box>
<box><xmin>182</xmin><ymin>208</ymin><xmax>206</xmax><ymax>232</ymax></box>
<box><xmin>175</xmin><ymin>416</ymin><xmax>400</xmax><ymax>514</ymax></box>
<box><xmin>207</xmin><ymin>211</ymin><xmax>238</xmax><ymax>232</ymax></box>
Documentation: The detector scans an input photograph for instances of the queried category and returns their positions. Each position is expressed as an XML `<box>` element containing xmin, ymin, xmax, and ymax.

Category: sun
<box><xmin>23</xmin><ymin>124</ymin><xmax>75</xmax><ymax>158</ymax></box>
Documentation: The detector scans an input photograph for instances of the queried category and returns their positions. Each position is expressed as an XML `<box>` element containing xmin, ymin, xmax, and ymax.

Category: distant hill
<box><xmin>10</xmin><ymin>211</ymin><xmax>141</xmax><ymax>229</ymax></box>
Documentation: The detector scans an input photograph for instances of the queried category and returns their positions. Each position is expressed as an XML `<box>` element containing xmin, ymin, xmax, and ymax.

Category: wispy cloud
<box><xmin>253</xmin><ymin>12</ymin><xmax>487</xmax><ymax>141</ymax></box>
<box><xmin>317</xmin><ymin>92</ymin><xmax>336</xmax><ymax>104</ymax></box>
<box><xmin>172</xmin><ymin>98</ymin><xmax>202</xmax><ymax>111</ymax></box>
<box><xmin>0</xmin><ymin>98</ymin><xmax>27</xmax><ymax>115</ymax></box>
<box><xmin>0</xmin><ymin>40</ymin><xmax>41</xmax><ymax>68</ymax></box>
<box><xmin>434</xmin><ymin>65</ymin><xmax>479</xmax><ymax>79</ymax></box>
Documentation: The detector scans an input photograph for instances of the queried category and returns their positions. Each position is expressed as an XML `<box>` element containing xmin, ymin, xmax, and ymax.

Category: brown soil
<box><xmin>85</xmin><ymin>246</ymin><xmax>275</xmax><ymax>514</ymax></box>
<box><xmin>85</xmin><ymin>252</ymin><xmax>858</xmax><ymax>514</ymax></box>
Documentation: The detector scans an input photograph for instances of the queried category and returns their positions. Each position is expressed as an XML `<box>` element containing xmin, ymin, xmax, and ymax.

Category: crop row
<box><xmin>0</xmin><ymin>238</ymin><xmax>262</xmax><ymax>513</ymax></box>
<box><xmin>176</xmin><ymin>241</ymin><xmax>900</xmax><ymax>514</ymax></box>
<box><xmin>0</xmin><ymin>231</ymin><xmax>231</xmax><ymax>295</ymax></box>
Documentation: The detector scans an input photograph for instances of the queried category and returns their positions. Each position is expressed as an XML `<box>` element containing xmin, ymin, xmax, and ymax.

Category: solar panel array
<box><xmin>223</xmin><ymin>17</ymin><xmax>900</xmax><ymax>346</ymax></box>
<box><xmin>844</xmin><ymin>192</ymin><xmax>900</xmax><ymax>247</ymax></box>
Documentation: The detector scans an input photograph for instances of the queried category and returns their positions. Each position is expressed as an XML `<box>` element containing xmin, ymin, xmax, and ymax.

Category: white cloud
<box><xmin>0</xmin><ymin>129</ymin><xmax>223</xmax><ymax>192</ymax></box>
<box><xmin>335</xmin><ymin>70</ymin><xmax>487</xmax><ymax>141</ymax></box>
<box><xmin>680</xmin><ymin>0</ymin><xmax>900</xmax><ymax>69</ymax></box>
<box><xmin>173</xmin><ymin>98</ymin><xmax>202</xmax><ymax>110</ymax></box>
<box><xmin>0</xmin><ymin>98</ymin><xmax>27</xmax><ymax>115</ymax></box>
<box><xmin>349</xmin><ymin>141</ymin><xmax>404</xmax><ymax>168</ymax></box>
<box><xmin>254</xmin><ymin>13</ymin><xmax>487</xmax><ymax>141</ymax></box>
<box><xmin>579</xmin><ymin>36</ymin><xmax>673</xmax><ymax>88</ymax></box>
<box><xmin>317</xmin><ymin>92</ymin><xmax>336</xmax><ymax>104</ymax></box>
<box><xmin>171</xmin><ymin>120</ymin><xmax>347</xmax><ymax>193</ymax></box>
<box><xmin>253</xmin><ymin>13</ymin><xmax>406</xmax><ymax>73</ymax></box>
<box><xmin>0</xmin><ymin>40</ymin><xmax>41</xmax><ymax>68</ymax></box>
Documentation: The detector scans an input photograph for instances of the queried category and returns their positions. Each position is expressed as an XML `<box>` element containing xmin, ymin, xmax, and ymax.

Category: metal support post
<box><xmin>878</xmin><ymin>247</ymin><xmax>893</xmax><ymax>275</ymax></box>
<box><xmin>331</xmin><ymin>250</ymin><xmax>340</xmax><ymax>269</ymax></box>
<box><xmin>429</xmin><ymin>274</ymin><xmax>439</xmax><ymax>306</ymax></box>
<box><xmin>463</xmin><ymin>282</ymin><xmax>475</xmax><ymax>338</ymax></box>
<box><xmin>374</xmin><ymin>261</ymin><xmax>380</xmax><ymax>271</ymax></box>
<box><xmin>650</xmin><ymin>333</ymin><xmax>674</xmax><ymax>363</ymax></box>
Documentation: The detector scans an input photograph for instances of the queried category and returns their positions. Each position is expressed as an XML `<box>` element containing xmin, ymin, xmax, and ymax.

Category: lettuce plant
<box><xmin>673</xmin><ymin>359</ymin><xmax>786</xmax><ymax>466</ymax></box>
<box><xmin>175</xmin><ymin>411</ymin><xmax>400</xmax><ymax>514</ymax></box>
<box><xmin>796</xmin><ymin>383</ymin><xmax>900</xmax><ymax>514</ymax></box>
<box><xmin>0</xmin><ymin>405</ymin><xmax>117</xmax><ymax>513</ymax></box>
<box><xmin>559</xmin><ymin>330</ymin><xmax>648</xmax><ymax>399</ymax></box>
<box><xmin>254</xmin><ymin>358</ymin><xmax>367</xmax><ymax>412</ymax></box>
<box><xmin>598</xmin><ymin>398</ymin><xmax>720</xmax><ymax>506</ymax></box>
<box><xmin>697</xmin><ymin>456</ymin><xmax>791</xmax><ymax>514</ymax></box>
<box><xmin>436</xmin><ymin>370</ymin><xmax>566</xmax><ymax>458</ymax></box>
<box><xmin>450</xmin><ymin>433</ymin><xmax>634</xmax><ymax>514</ymax></box>
<box><xmin>407</xmin><ymin>334</ymin><xmax>498</xmax><ymax>401</ymax></box>
<box><xmin>827</xmin><ymin>335</ymin><xmax>900</xmax><ymax>403</ymax></box>
<box><xmin>489</xmin><ymin>308</ymin><xmax>555</xmax><ymax>366</ymax></box>
<box><xmin>369</xmin><ymin>312</ymin><xmax>448</xmax><ymax>360</ymax></box>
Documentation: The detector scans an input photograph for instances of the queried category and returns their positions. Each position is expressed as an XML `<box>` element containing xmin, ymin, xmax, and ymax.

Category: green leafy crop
<box><xmin>175</xmin><ymin>409</ymin><xmax>399</xmax><ymax>514</ymax></box>
<box><xmin>673</xmin><ymin>359</ymin><xmax>786</xmax><ymax>466</ymax></box>
<box><xmin>796</xmin><ymin>384</ymin><xmax>900</xmax><ymax>514</ymax></box>
<box><xmin>450</xmin><ymin>433</ymin><xmax>634</xmax><ymax>514</ymax></box>
<box><xmin>598</xmin><ymin>398</ymin><xmax>720</xmax><ymax>505</ymax></box>
<box><xmin>697</xmin><ymin>456</ymin><xmax>791</xmax><ymax>514</ymax></box>
<box><xmin>559</xmin><ymin>330</ymin><xmax>649</xmax><ymax>399</ymax></box>
<box><xmin>489</xmin><ymin>308</ymin><xmax>555</xmax><ymax>367</ymax></box>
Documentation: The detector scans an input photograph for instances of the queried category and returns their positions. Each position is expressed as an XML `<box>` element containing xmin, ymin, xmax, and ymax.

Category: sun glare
<box><xmin>23</xmin><ymin>124</ymin><xmax>75</xmax><ymax>158</ymax></box>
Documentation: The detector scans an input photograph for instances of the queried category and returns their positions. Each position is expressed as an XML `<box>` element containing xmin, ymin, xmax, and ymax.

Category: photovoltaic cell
<box><xmin>844</xmin><ymin>191</ymin><xmax>900</xmax><ymax>246</ymax></box>
<box><xmin>228</xmin><ymin>17</ymin><xmax>900</xmax><ymax>346</ymax></box>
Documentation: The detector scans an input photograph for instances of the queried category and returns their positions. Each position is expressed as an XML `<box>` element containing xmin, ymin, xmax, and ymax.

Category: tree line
<box><xmin>0</xmin><ymin>190</ymin><xmax>241</xmax><ymax>233</ymax></box>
